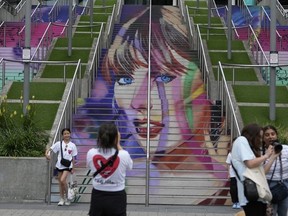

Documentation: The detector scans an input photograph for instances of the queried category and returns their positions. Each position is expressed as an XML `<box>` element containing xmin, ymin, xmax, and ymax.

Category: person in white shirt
<box><xmin>45</xmin><ymin>128</ymin><xmax>78</xmax><ymax>206</ymax></box>
<box><xmin>87</xmin><ymin>122</ymin><xmax>133</xmax><ymax>216</ymax></box>
<box><xmin>231</xmin><ymin>123</ymin><xmax>273</xmax><ymax>216</ymax></box>
<box><xmin>263</xmin><ymin>125</ymin><xmax>288</xmax><ymax>216</ymax></box>
<box><xmin>226</xmin><ymin>138</ymin><xmax>240</xmax><ymax>209</ymax></box>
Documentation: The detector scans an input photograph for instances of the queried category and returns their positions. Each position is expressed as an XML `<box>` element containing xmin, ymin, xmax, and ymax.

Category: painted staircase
<box><xmin>59</xmin><ymin>5</ymin><xmax>231</xmax><ymax>206</ymax></box>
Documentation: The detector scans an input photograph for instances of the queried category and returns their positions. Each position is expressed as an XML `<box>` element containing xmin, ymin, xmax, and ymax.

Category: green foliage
<box><xmin>0</xmin><ymin>95</ymin><xmax>49</xmax><ymax>157</ymax></box>
<box><xmin>274</xmin><ymin>124</ymin><xmax>288</xmax><ymax>145</ymax></box>
<box><xmin>239</xmin><ymin>106</ymin><xmax>288</xmax><ymax>144</ymax></box>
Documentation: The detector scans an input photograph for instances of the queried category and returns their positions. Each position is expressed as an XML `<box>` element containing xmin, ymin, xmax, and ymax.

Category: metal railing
<box><xmin>105</xmin><ymin>4</ymin><xmax>116</xmax><ymax>48</ymax></box>
<box><xmin>0</xmin><ymin>21</ymin><xmax>5</xmax><ymax>46</ymax></box>
<box><xmin>0</xmin><ymin>58</ymin><xmax>4</xmax><ymax>90</ymax></box>
<box><xmin>261</xmin><ymin>6</ymin><xmax>283</xmax><ymax>51</ymax></box>
<box><xmin>238</xmin><ymin>0</ymin><xmax>253</xmax><ymax>24</ymax></box>
<box><xmin>115</xmin><ymin>0</ymin><xmax>124</xmax><ymax>22</ymax></box>
<box><xmin>86</xmin><ymin>23</ymin><xmax>105</xmax><ymax>97</ymax></box>
<box><xmin>185</xmin><ymin>5</ymin><xmax>194</xmax><ymax>46</ymax></box>
<box><xmin>30</xmin><ymin>22</ymin><xmax>54</xmax><ymax>75</ymax></box>
<box><xmin>48</xmin><ymin>0</ymin><xmax>69</xmax><ymax>22</ymax></box>
<box><xmin>0</xmin><ymin>0</ymin><xmax>26</xmax><ymax>21</ymax></box>
<box><xmin>247</xmin><ymin>25</ymin><xmax>270</xmax><ymax>83</ymax></box>
<box><xmin>195</xmin><ymin>24</ymin><xmax>211</xmax><ymax>99</ymax></box>
<box><xmin>17</xmin><ymin>2</ymin><xmax>41</xmax><ymax>47</ymax></box>
<box><xmin>1</xmin><ymin>0</ymin><xmax>17</xmax><ymax>16</ymax></box>
<box><xmin>233</xmin><ymin>24</ymin><xmax>249</xmax><ymax>40</ymax></box>
<box><xmin>217</xmin><ymin>62</ymin><xmax>241</xmax><ymax>137</ymax></box>
<box><xmin>80</xmin><ymin>0</ymin><xmax>90</xmax><ymax>15</ymax></box>
<box><xmin>221</xmin><ymin>5</ymin><xmax>239</xmax><ymax>39</ymax></box>
<box><xmin>276</xmin><ymin>0</ymin><xmax>288</xmax><ymax>18</ymax></box>
<box><xmin>14</xmin><ymin>0</ymin><xmax>26</xmax><ymax>12</ymax></box>
<box><xmin>179</xmin><ymin>0</ymin><xmax>186</xmax><ymax>23</ymax></box>
<box><xmin>46</xmin><ymin>59</ymin><xmax>82</xmax><ymax>204</ymax></box>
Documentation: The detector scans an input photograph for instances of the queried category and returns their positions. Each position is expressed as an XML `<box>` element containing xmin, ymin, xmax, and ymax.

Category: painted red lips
<box><xmin>135</xmin><ymin>118</ymin><xmax>164</xmax><ymax>138</ymax></box>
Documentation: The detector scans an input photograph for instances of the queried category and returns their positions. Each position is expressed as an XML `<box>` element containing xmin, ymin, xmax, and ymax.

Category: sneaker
<box><xmin>65</xmin><ymin>199</ymin><xmax>71</xmax><ymax>206</ymax></box>
<box><xmin>236</xmin><ymin>203</ymin><xmax>241</xmax><ymax>209</ymax></box>
<box><xmin>58</xmin><ymin>198</ymin><xmax>65</xmax><ymax>206</ymax></box>
<box><xmin>232</xmin><ymin>203</ymin><xmax>237</xmax><ymax>209</ymax></box>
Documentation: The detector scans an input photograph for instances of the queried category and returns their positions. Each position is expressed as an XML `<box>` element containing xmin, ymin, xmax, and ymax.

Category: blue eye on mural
<box><xmin>117</xmin><ymin>77</ymin><xmax>134</xmax><ymax>85</ymax></box>
<box><xmin>155</xmin><ymin>74</ymin><xmax>175</xmax><ymax>83</ymax></box>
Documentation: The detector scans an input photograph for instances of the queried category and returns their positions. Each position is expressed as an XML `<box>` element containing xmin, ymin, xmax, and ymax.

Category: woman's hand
<box><xmin>117</xmin><ymin>131</ymin><xmax>123</xmax><ymax>150</ymax></box>
<box><xmin>45</xmin><ymin>149</ymin><xmax>51</xmax><ymax>160</ymax></box>
<box><xmin>264</xmin><ymin>145</ymin><xmax>274</xmax><ymax>159</ymax></box>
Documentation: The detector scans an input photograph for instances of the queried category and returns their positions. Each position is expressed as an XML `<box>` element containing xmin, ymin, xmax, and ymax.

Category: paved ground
<box><xmin>0</xmin><ymin>202</ymin><xmax>241</xmax><ymax>216</ymax></box>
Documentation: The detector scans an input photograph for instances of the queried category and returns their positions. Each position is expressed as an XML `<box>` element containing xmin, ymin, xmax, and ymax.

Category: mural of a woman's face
<box><xmin>114</xmin><ymin>65</ymin><xmax>184</xmax><ymax>153</ymax></box>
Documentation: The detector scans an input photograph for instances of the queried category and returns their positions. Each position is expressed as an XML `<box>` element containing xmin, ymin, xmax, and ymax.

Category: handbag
<box><xmin>232</xmin><ymin>163</ymin><xmax>272</xmax><ymax>202</ymax></box>
<box><xmin>60</xmin><ymin>141</ymin><xmax>72</xmax><ymax>167</ymax></box>
<box><xmin>243</xmin><ymin>165</ymin><xmax>272</xmax><ymax>202</ymax></box>
<box><xmin>67</xmin><ymin>174</ymin><xmax>78</xmax><ymax>200</ymax></box>
<box><xmin>269</xmin><ymin>155</ymin><xmax>288</xmax><ymax>203</ymax></box>
<box><xmin>232</xmin><ymin>163</ymin><xmax>259</xmax><ymax>201</ymax></box>
<box><xmin>243</xmin><ymin>178</ymin><xmax>259</xmax><ymax>202</ymax></box>
<box><xmin>61</xmin><ymin>158</ymin><xmax>72</xmax><ymax>167</ymax></box>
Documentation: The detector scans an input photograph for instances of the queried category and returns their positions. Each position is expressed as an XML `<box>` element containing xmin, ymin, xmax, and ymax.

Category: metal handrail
<box><xmin>276</xmin><ymin>0</ymin><xmax>288</xmax><ymax>18</ymax></box>
<box><xmin>186</xmin><ymin>5</ymin><xmax>193</xmax><ymax>45</ymax></box>
<box><xmin>14</xmin><ymin>0</ymin><xmax>25</xmax><ymax>12</ymax></box>
<box><xmin>217</xmin><ymin>62</ymin><xmax>241</xmax><ymax>137</ymax></box>
<box><xmin>248</xmin><ymin>25</ymin><xmax>270</xmax><ymax>82</ymax></box>
<box><xmin>30</xmin><ymin>22</ymin><xmax>53</xmax><ymax>74</ymax></box>
<box><xmin>238</xmin><ymin>0</ymin><xmax>253</xmax><ymax>24</ymax></box>
<box><xmin>48</xmin><ymin>0</ymin><xmax>69</xmax><ymax>22</ymax></box>
<box><xmin>17</xmin><ymin>4</ymin><xmax>40</xmax><ymax>41</ymax></box>
<box><xmin>106</xmin><ymin>4</ymin><xmax>116</xmax><ymax>48</ymax></box>
<box><xmin>116</xmin><ymin>0</ymin><xmax>124</xmax><ymax>22</ymax></box>
<box><xmin>145</xmin><ymin>0</ymin><xmax>152</xmax><ymax>206</ymax></box>
<box><xmin>261</xmin><ymin>6</ymin><xmax>282</xmax><ymax>50</ymax></box>
<box><xmin>196</xmin><ymin>24</ymin><xmax>210</xmax><ymax>99</ymax></box>
<box><xmin>80</xmin><ymin>0</ymin><xmax>90</xmax><ymax>15</ymax></box>
<box><xmin>0</xmin><ymin>1</ymin><xmax>5</xmax><ymax>8</ymax></box>
<box><xmin>231</xmin><ymin>20</ymin><xmax>239</xmax><ymax>39</ymax></box>
<box><xmin>223</xmin><ymin>6</ymin><xmax>239</xmax><ymax>39</ymax></box>
<box><xmin>213</xmin><ymin>1</ymin><xmax>221</xmax><ymax>17</ymax></box>
<box><xmin>179</xmin><ymin>0</ymin><xmax>185</xmax><ymax>22</ymax></box>
<box><xmin>47</xmin><ymin>59</ymin><xmax>82</xmax><ymax>204</ymax></box>
<box><xmin>87</xmin><ymin>23</ymin><xmax>104</xmax><ymax>97</ymax></box>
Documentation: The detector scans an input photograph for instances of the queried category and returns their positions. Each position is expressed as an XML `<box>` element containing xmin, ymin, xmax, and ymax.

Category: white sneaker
<box><xmin>58</xmin><ymin>198</ymin><xmax>65</xmax><ymax>206</ymax></box>
<box><xmin>232</xmin><ymin>203</ymin><xmax>237</xmax><ymax>209</ymax></box>
<box><xmin>65</xmin><ymin>199</ymin><xmax>71</xmax><ymax>206</ymax></box>
<box><xmin>236</xmin><ymin>203</ymin><xmax>241</xmax><ymax>209</ymax></box>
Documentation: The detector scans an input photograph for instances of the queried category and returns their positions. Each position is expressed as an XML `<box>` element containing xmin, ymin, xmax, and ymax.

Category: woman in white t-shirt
<box><xmin>45</xmin><ymin>128</ymin><xmax>78</xmax><ymax>206</ymax></box>
<box><xmin>231</xmin><ymin>123</ymin><xmax>273</xmax><ymax>216</ymax></box>
<box><xmin>87</xmin><ymin>122</ymin><xmax>133</xmax><ymax>216</ymax></box>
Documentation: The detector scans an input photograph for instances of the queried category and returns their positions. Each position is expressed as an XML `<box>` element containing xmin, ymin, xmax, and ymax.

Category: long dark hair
<box><xmin>97</xmin><ymin>122</ymin><xmax>118</xmax><ymax>152</ymax></box>
<box><xmin>241</xmin><ymin>123</ymin><xmax>263</xmax><ymax>157</ymax></box>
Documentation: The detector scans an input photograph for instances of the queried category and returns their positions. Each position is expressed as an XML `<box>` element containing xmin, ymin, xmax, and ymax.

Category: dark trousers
<box><xmin>230</xmin><ymin>177</ymin><xmax>239</xmax><ymax>203</ymax></box>
<box><xmin>243</xmin><ymin>201</ymin><xmax>267</xmax><ymax>216</ymax></box>
<box><xmin>89</xmin><ymin>188</ymin><xmax>127</xmax><ymax>216</ymax></box>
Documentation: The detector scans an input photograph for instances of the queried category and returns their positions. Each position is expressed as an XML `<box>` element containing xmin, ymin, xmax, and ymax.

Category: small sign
<box><xmin>22</xmin><ymin>48</ymin><xmax>31</xmax><ymax>62</ymax></box>
<box><xmin>269</xmin><ymin>51</ymin><xmax>278</xmax><ymax>66</ymax></box>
